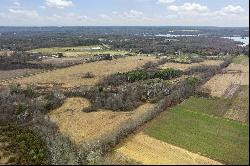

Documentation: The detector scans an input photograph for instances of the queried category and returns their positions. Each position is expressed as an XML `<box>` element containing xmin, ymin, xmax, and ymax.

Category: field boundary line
<box><xmin>181</xmin><ymin>109</ymin><xmax>248</xmax><ymax>126</ymax></box>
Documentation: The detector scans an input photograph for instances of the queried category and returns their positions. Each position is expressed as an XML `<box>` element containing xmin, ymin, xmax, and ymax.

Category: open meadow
<box><xmin>108</xmin><ymin>56</ymin><xmax>249</xmax><ymax>165</ymax></box>
<box><xmin>160</xmin><ymin>60</ymin><xmax>224</xmax><ymax>71</ymax></box>
<box><xmin>31</xmin><ymin>45</ymin><xmax>128</xmax><ymax>57</ymax></box>
<box><xmin>115</xmin><ymin>90</ymin><xmax>249</xmax><ymax>165</ymax></box>
<box><xmin>203</xmin><ymin>55</ymin><xmax>249</xmax><ymax>97</ymax></box>
<box><xmin>48</xmin><ymin>97</ymin><xmax>156</xmax><ymax>144</ymax></box>
<box><xmin>0</xmin><ymin>68</ymin><xmax>42</xmax><ymax>81</ymax></box>
<box><xmin>2</xmin><ymin>56</ymin><xmax>157</xmax><ymax>87</ymax></box>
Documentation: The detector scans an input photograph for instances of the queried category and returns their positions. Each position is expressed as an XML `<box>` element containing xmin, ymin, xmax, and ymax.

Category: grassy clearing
<box><xmin>179</xmin><ymin>86</ymin><xmax>249</xmax><ymax>123</ymax></box>
<box><xmin>203</xmin><ymin>62</ymin><xmax>249</xmax><ymax>97</ymax></box>
<box><xmin>31</xmin><ymin>45</ymin><xmax>128</xmax><ymax>57</ymax></box>
<box><xmin>177</xmin><ymin>96</ymin><xmax>231</xmax><ymax>117</ymax></box>
<box><xmin>0</xmin><ymin>68</ymin><xmax>42</xmax><ymax>81</ymax></box>
<box><xmin>144</xmin><ymin>100</ymin><xmax>249</xmax><ymax>165</ymax></box>
<box><xmin>31</xmin><ymin>45</ymin><xmax>103</xmax><ymax>53</ymax></box>
<box><xmin>7</xmin><ymin>56</ymin><xmax>156</xmax><ymax>87</ymax></box>
<box><xmin>232</xmin><ymin>55</ymin><xmax>249</xmax><ymax>65</ymax></box>
<box><xmin>160</xmin><ymin>60</ymin><xmax>223</xmax><ymax>71</ymax></box>
<box><xmin>49</xmin><ymin>97</ymin><xmax>156</xmax><ymax>144</ymax></box>
<box><xmin>115</xmin><ymin>133</ymin><xmax>222</xmax><ymax>165</ymax></box>
<box><xmin>0</xmin><ymin>125</ymin><xmax>48</xmax><ymax>165</ymax></box>
<box><xmin>224</xmin><ymin>85</ymin><xmax>249</xmax><ymax>123</ymax></box>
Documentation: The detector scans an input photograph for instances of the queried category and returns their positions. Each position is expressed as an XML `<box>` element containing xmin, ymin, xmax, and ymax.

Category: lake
<box><xmin>223</xmin><ymin>37</ymin><xmax>249</xmax><ymax>46</ymax></box>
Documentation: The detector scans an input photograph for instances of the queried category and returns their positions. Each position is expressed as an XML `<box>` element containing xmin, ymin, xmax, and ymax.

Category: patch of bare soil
<box><xmin>114</xmin><ymin>133</ymin><xmax>222</xmax><ymax>165</ymax></box>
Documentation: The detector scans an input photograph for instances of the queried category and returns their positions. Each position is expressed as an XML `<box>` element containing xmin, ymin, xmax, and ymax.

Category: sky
<box><xmin>0</xmin><ymin>0</ymin><xmax>249</xmax><ymax>27</ymax></box>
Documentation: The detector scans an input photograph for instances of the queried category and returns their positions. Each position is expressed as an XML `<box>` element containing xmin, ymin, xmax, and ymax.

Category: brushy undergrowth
<box><xmin>0</xmin><ymin>125</ymin><xmax>49</xmax><ymax>165</ymax></box>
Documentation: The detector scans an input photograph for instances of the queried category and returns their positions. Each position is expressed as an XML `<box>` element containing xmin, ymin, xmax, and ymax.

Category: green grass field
<box><xmin>144</xmin><ymin>97</ymin><xmax>249</xmax><ymax>165</ymax></box>
<box><xmin>178</xmin><ymin>96</ymin><xmax>231</xmax><ymax>117</ymax></box>
<box><xmin>232</xmin><ymin>55</ymin><xmax>249</xmax><ymax>65</ymax></box>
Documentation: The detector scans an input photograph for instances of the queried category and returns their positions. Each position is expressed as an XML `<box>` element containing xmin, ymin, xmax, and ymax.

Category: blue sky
<box><xmin>0</xmin><ymin>0</ymin><xmax>249</xmax><ymax>26</ymax></box>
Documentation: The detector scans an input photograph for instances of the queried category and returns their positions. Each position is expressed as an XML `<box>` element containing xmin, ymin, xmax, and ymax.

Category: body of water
<box><xmin>155</xmin><ymin>34</ymin><xmax>199</xmax><ymax>37</ymax></box>
<box><xmin>223</xmin><ymin>37</ymin><xmax>249</xmax><ymax>46</ymax></box>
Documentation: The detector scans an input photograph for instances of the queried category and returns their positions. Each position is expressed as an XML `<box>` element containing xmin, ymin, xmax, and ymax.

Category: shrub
<box><xmin>100</xmin><ymin>68</ymin><xmax>182</xmax><ymax>86</ymax></box>
<box><xmin>10</xmin><ymin>83</ymin><xmax>22</xmax><ymax>94</ymax></box>
<box><xmin>10</xmin><ymin>84</ymin><xmax>35</xmax><ymax>97</ymax></box>
<box><xmin>186</xmin><ymin>77</ymin><xmax>199</xmax><ymax>86</ymax></box>
<box><xmin>82</xmin><ymin>72</ymin><xmax>95</xmax><ymax>79</ymax></box>
<box><xmin>0</xmin><ymin>125</ymin><xmax>49</xmax><ymax>165</ymax></box>
<box><xmin>45</xmin><ymin>91</ymin><xmax>65</xmax><ymax>111</ymax></box>
<box><xmin>142</xmin><ymin>61</ymin><xmax>158</xmax><ymax>70</ymax></box>
<box><xmin>15</xmin><ymin>102</ymin><xmax>29</xmax><ymax>115</ymax></box>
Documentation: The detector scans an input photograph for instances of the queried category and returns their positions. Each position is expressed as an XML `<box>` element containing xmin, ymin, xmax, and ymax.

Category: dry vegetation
<box><xmin>0</xmin><ymin>68</ymin><xmax>42</xmax><ymax>81</ymax></box>
<box><xmin>31</xmin><ymin>46</ymin><xmax>128</xmax><ymax>57</ymax></box>
<box><xmin>224</xmin><ymin>86</ymin><xmax>249</xmax><ymax>123</ymax></box>
<box><xmin>49</xmin><ymin>97</ymin><xmax>156</xmax><ymax>144</ymax></box>
<box><xmin>3</xmin><ymin>56</ymin><xmax>157</xmax><ymax>87</ymax></box>
<box><xmin>114</xmin><ymin>133</ymin><xmax>222</xmax><ymax>165</ymax></box>
<box><xmin>160</xmin><ymin>60</ymin><xmax>224</xmax><ymax>71</ymax></box>
<box><xmin>203</xmin><ymin>62</ymin><xmax>249</xmax><ymax>97</ymax></box>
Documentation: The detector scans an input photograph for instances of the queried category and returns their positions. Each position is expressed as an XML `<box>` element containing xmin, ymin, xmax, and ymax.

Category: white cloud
<box><xmin>99</xmin><ymin>14</ymin><xmax>112</xmax><ymax>20</ymax></box>
<box><xmin>157</xmin><ymin>0</ymin><xmax>175</xmax><ymax>4</ymax></box>
<box><xmin>46</xmin><ymin>0</ymin><xmax>74</xmax><ymax>9</ymax></box>
<box><xmin>13</xmin><ymin>1</ymin><xmax>21</xmax><ymax>6</ymax></box>
<box><xmin>9</xmin><ymin>9</ymin><xmax>39</xmax><ymax>17</ymax></box>
<box><xmin>168</xmin><ymin>3</ymin><xmax>209</xmax><ymax>13</ymax></box>
<box><xmin>222</xmin><ymin>5</ymin><xmax>244</xmax><ymax>14</ymax></box>
<box><xmin>44</xmin><ymin>13</ymin><xmax>89</xmax><ymax>25</ymax></box>
<box><xmin>201</xmin><ymin>5</ymin><xmax>245</xmax><ymax>17</ymax></box>
<box><xmin>123</xmin><ymin>10</ymin><xmax>144</xmax><ymax>18</ymax></box>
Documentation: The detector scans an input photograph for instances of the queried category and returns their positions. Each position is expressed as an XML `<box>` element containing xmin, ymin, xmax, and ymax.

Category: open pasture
<box><xmin>114</xmin><ymin>133</ymin><xmax>222</xmax><ymax>165</ymax></box>
<box><xmin>48</xmin><ymin>97</ymin><xmax>156</xmax><ymax>144</ymax></box>
<box><xmin>143</xmin><ymin>100</ymin><xmax>249</xmax><ymax>165</ymax></box>
<box><xmin>203</xmin><ymin>58</ymin><xmax>249</xmax><ymax>97</ymax></box>
<box><xmin>4</xmin><ymin>56</ymin><xmax>157</xmax><ymax>88</ymax></box>
<box><xmin>160</xmin><ymin>60</ymin><xmax>224</xmax><ymax>71</ymax></box>
<box><xmin>31</xmin><ymin>45</ymin><xmax>128</xmax><ymax>57</ymax></box>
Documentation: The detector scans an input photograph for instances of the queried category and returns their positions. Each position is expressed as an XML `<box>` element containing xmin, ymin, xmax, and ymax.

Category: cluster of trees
<box><xmin>0</xmin><ymin>51</ymin><xmax>122</xmax><ymax>71</ymax></box>
<box><xmin>0</xmin><ymin>55</ymin><xmax>233</xmax><ymax>165</ymax></box>
<box><xmin>111</xmin><ymin>36</ymin><xmax>247</xmax><ymax>55</ymax></box>
<box><xmin>0</xmin><ymin>27</ymin><xmax>248</xmax><ymax>56</ymax></box>
<box><xmin>101</xmin><ymin>68</ymin><xmax>182</xmax><ymax>86</ymax></box>
<box><xmin>0</xmin><ymin>85</ymin><xmax>65</xmax><ymax>124</ymax></box>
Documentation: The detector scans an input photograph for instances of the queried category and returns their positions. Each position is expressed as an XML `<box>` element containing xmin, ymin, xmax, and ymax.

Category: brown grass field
<box><xmin>0</xmin><ymin>69</ymin><xmax>42</xmax><ymax>81</ymax></box>
<box><xmin>224</xmin><ymin>86</ymin><xmax>249</xmax><ymax>123</ymax></box>
<box><xmin>114</xmin><ymin>133</ymin><xmax>222</xmax><ymax>165</ymax></box>
<box><xmin>48</xmin><ymin>97</ymin><xmax>156</xmax><ymax>144</ymax></box>
<box><xmin>203</xmin><ymin>63</ymin><xmax>249</xmax><ymax>97</ymax></box>
<box><xmin>3</xmin><ymin>56</ymin><xmax>157</xmax><ymax>88</ymax></box>
<box><xmin>160</xmin><ymin>60</ymin><xmax>224</xmax><ymax>71</ymax></box>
